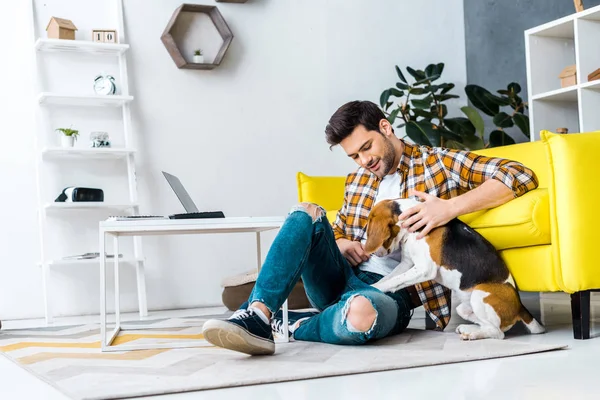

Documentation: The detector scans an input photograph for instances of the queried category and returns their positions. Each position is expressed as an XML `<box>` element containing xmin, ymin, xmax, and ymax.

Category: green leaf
<box><xmin>395</xmin><ymin>66</ymin><xmax>407</xmax><ymax>83</ymax></box>
<box><xmin>430</xmin><ymin>104</ymin><xmax>448</xmax><ymax>119</ymax></box>
<box><xmin>444</xmin><ymin>139</ymin><xmax>467</xmax><ymax>150</ymax></box>
<box><xmin>508</xmin><ymin>82</ymin><xmax>522</xmax><ymax>94</ymax></box>
<box><xmin>380</xmin><ymin>89</ymin><xmax>391</xmax><ymax>108</ymax></box>
<box><xmin>438</xmin><ymin>94</ymin><xmax>460</xmax><ymax>101</ymax></box>
<box><xmin>415</xmin><ymin>75</ymin><xmax>440</xmax><ymax>85</ymax></box>
<box><xmin>409</xmin><ymin>88</ymin><xmax>427</xmax><ymax>95</ymax></box>
<box><xmin>396</xmin><ymin>123</ymin><xmax>406</xmax><ymax>129</ymax></box>
<box><xmin>462</xmin><ymin>134</ymin><xmax>485</xmax><ymax>150</ymax></box>
<box><xmin>497</xmin><ymin>90</ymin><xmax>510</xmax><ymax>96</ymax></box>
<box><xmin>406</xmin><ymin>66</ymin><xmax>426</xmax><ymax>81</ymax></box>
<box><xmin>412</xmin><ymin>109</ymin><xmax>435</xmax><ymax>120</ymax></box>
<box><xmin>434</xmin><ymin>63</ymin><xmax>445</xmax><ymax>77</ymax></box>
<box><xmin>444</xmin><ymin>117</ymin><xmax>475</xmax><ymax>137</ymax></box>
<box><xmin>460</xmin><ymin>106</ymin><xmax>485</xmax><ymax>137</ymax></box>
<box><xmin>411</xmin><ymin>95</ymin><xmax>433</xmax><ymax>110</ymax></box>
<box><xmin>385</xmin><ymin>101</ymin><xmax>393</xmax><ymax>111</ymax></box>
<box><xmin>425</xmin><ymin>64</ymin><xmax>437</xmax><ymax>78</ymax></box>
<box><xmin>387</xmin><ymin>108</ymin><xmax>400</xmax><ymax>125</ymax></box>
<box><xmin>513</xmin><ymin>113</ymin><xmax>530</xmax><ymax>139</ymax></box>
<box><xmin>465</xmin><ymin>85</ymin><xmax>500</xmax><ymax>117</ymax></box>
<box><xmin>406</xmin><ymin>120</ymin><xmax>435</xmax><ymax>146</ymax></box>
<box><xmin>487</xmin><ymin>94</ymin><xmax>511</xmax><ymax>107</ymax></box>
<box><xmin>439</xmin><ymin>83</ymin><xmax>455</xmax><ymax>95</ymax></box>
<box><xmin>436</xmin><ymin>127</ymin><xmax>463</xmax><ymax>142</ymax></box>
<box><xmin>489</xmin><ymin>130</ymin><xmax>516</xmax><ymax>147</ymax></box>
<box><xmin>396</xmin><ymin>82</ymin><xmax>410</xmax><ymax>90</ymax></box>
<box><xmin>390</xmin><ymin>88</ymin><xmax>404</xmax><ymax>98</ymax></box>
<box><xmin>493</xmin><ymin>112</ymin><xmax>514</xmax><ymax>128</ymax></box>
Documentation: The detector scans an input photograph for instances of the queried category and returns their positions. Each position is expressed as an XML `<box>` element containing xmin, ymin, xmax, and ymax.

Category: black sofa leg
<box><xmin>571</xmin><ymin>291</ymin><xmax>591</xmax><ymax>339</ymax></box>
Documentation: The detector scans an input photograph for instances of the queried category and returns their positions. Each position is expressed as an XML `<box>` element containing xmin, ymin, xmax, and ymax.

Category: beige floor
<box><xmin>0</xmin><ymin>297</ymin><xmax>597</xmax><ymax>400</ymax></box>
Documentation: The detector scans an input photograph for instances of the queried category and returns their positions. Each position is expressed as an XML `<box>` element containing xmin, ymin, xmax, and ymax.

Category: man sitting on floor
<box><xmin>202</xmin><ymin>100</ymin><xmax>538</xmax><ymax>355</ymax></box>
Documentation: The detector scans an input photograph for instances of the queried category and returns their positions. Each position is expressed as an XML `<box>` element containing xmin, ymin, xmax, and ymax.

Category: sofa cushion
<box><xmin>459</xmin><ymin>188</ymin><xmax>550</xmax><ymax>250</ymax></box>
<box><xmin>296</xmin><ymin>172</ymin><xmax>550</xmax><ymax>251</ymax></box>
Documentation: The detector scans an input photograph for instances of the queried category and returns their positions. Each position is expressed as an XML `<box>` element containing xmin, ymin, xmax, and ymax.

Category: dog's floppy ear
<box><xmin>365</xmin><ymin>200</ymin><xmax>399</xmax><ymax>254</ymax></box>
<box><xmin>365</xmin><ymin>215</ymin><xmax>390</xmax><ymax>254</ymax></box>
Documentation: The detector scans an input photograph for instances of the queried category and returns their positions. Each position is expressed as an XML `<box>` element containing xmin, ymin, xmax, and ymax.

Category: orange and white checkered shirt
<box><xmin>332</xmin><ymin>141</ymin><xmax>539</xmax><ymax>329</ymax></box>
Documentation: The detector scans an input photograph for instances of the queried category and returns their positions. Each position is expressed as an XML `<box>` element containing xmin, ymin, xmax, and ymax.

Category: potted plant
<box><xmin>193</xmin><ymin>49</ymin><xmax>204</xmax><ymax>63</ymax></box>
<box><xmin>55</xmin><ymin>127</ymin><xmax>79</xmax><ymax>148</ymax></box>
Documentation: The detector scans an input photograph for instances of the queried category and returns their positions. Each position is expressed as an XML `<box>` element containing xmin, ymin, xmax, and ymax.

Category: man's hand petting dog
<box><xmin>337</xmin><ymin>238</ymin><xmax>369</xmax><ymax>267</ymax></box>
<box><xmin>399</xmin><ymin>191</ymin><xmax>458</xmax><ymax>239</ymax></box>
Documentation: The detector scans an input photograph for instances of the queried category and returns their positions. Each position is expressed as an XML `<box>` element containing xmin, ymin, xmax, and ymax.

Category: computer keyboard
<box><xmin>169</xmin><ymin>211</ymin><xmax>225</xmax><ymax>219</ymax></box>
<box><xmin>107</xmin><ymin>215</ymin><xmax>168</xmax><ymax>221</ymax></box>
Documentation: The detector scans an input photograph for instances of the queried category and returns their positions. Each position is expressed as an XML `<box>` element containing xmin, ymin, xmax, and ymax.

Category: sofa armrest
<box><xmin>543</xmin><ymin>130</ymin><xmax>600</xmax><ymax>292</ymax></box>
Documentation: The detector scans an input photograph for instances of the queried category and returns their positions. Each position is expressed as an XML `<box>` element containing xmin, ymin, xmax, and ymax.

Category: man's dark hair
<box><xmin>325</xmin><ymin>100</ymin><xmax>388</xmax><ymax>147</ymax></box>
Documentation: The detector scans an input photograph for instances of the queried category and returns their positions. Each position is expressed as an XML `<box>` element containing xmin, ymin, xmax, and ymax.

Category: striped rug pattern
<box><xmin>0</xmin><ymin>318</ymin><xmax>566</xmax><ymax>400</ymax></box>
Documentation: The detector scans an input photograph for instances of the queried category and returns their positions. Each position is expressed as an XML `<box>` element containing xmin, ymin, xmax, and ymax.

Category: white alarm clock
<box><xmin>93</xmin><ymin>74</ymin><xmax>116</xmax><ymax>95</ymax></box>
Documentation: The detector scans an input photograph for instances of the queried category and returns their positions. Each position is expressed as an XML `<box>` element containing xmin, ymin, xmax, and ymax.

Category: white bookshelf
<box><xmin>526</xmin><ymin>5</ymin><xmax>600</xmax><ymax>140</ymax></box>
<box><xmin>30</xmin><ymin>0</ymin><xmax>148</xmax><ymax>325</ymax></box>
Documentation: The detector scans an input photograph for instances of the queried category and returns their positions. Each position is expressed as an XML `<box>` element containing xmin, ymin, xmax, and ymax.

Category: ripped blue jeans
<box><xmin>248</xmin><ymin>204</ymin><xmax>412</xmax><ymax>345</ymax></box>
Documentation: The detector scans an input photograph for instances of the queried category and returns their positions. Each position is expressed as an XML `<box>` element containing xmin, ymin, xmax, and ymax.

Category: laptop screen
<box><xmin>162</xmin><ymin>171</ymin><xmax>200</xmax><ymax>213</ymax></box>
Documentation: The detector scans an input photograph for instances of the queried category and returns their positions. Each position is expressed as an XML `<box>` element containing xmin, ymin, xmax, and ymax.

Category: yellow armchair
<box><xmin>297</xmin><ymin>130</ymin><xmax>600</xmax><ymax>339</ymax></box>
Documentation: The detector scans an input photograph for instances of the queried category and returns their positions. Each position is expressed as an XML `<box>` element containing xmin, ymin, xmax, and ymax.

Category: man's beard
<box><xmin>375</xmin><ymin>138</ymin><xmax>397</xmax><ymax>178</ymax></box>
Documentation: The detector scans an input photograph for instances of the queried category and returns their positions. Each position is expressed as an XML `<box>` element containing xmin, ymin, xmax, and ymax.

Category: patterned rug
<box><xmin>0</xmin><ymin>317</ymin><xmax>566</xmax><ymax>400</ymax></box>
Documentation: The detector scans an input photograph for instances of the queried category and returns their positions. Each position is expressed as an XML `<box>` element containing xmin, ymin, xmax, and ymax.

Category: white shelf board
<box><xmin>531</xmin><ymin>86</ymin><xmax>578</xmax><ymax>102</ymax></box>
<box><xmin>579</xmin><ymin>79</ymin><xmax>600</xmax><ymax>91</ymax></box>
<box><xmin>42</xmin><ymin>147</ymin><xmax>135</xmax><ymax>159</ymax></box>
<box><xmin>45</xmin><ymin>202</ymin><xmax>138</xmax><ymax>211</ymax></box>
<box><xmin>35</xmin><ymin>38</ymin><xmax>129</xmax><ymax>55</ymax></box>
<box><xmin>38</xmin><ymin>93</ymin><xmax>133</xmax><ymax>107</ymax></box>
<box><xmin>526</xmin><ymin>16</ymin><xmax>574</xmax><ymax>38</ymax></box>
<box><xmin>42</xmin><ymin>257</ymin><xmax>144</xmax><ymax>267</ymax></box>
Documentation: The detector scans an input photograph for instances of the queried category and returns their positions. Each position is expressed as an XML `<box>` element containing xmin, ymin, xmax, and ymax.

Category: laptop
<box><xmin>107</xmin><ymin>172</ymin><xmax>225</xmax><ymax>221</ymax></box>
<box><xmin>161</xmin><ymin>171</ymin><xmax>225</xmax><ymax>219</ymax></box>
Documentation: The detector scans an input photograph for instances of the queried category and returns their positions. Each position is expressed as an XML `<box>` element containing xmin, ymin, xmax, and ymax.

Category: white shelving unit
<box><xmin>526</xmin><ymin>5</ymin><xmax>600</xmax><ymax>140</ymax></box>
<box><xmin>30</xmin><ymin>0</ymin><xmax>148</xmax><ymax>324</ymax></box>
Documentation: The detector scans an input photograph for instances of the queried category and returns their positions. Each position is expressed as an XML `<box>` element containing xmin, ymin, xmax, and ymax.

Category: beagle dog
<box><xmin>364</xmin><ymin>198</ymin><xmax>545</xmax><ymax>340</ymax></box>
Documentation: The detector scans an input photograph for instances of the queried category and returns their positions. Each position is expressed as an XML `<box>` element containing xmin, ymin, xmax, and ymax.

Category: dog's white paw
<box><xmin>455</xmin><ymin>324</ymin><xmax>479</xmax><ymax>335</ymax></box>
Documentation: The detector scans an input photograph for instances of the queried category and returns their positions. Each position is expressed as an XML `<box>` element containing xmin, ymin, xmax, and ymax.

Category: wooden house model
<box><xmin>46</xmin><ymin>17</ymin><xmax>77</xmax><ymax>40</ymax></box>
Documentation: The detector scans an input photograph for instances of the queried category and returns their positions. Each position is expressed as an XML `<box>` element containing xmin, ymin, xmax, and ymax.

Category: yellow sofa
<box><xmin>297</xmin><ymin>130</ymin><xmax>600</xmax><ymax>339</ymax></box>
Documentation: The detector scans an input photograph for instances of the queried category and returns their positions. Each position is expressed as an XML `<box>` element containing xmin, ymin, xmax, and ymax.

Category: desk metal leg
<box><xmin>255</xmin><ymin>232</ymin><xmax>261</xmax><ymax>272</ymax></box>
<box><xmin>114</xmin><ymin>235</ymin><xmax>120</xmax><ymax>327</ymax></box>
<box><xmin>100</xmin><ymin>230</ymin><xmax>107</xmax><ymax>351</ymax></box>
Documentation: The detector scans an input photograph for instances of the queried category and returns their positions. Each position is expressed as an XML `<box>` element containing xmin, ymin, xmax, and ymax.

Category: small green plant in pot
<box><xmin>193</xmin><ymin>49</ymin><xmax>204</xmax><ymax>64</ymax></box>
<box><xmin>55</xmin><ymin>127</ymin><xmax>79</xmax><ymax>148</ymax></box>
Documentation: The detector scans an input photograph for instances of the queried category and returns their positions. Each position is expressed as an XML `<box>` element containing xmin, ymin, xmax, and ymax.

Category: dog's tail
<box><xmin>519</xmin><ymin>306</ymin><xmax>546</xmax><ymax>334</ymax></box>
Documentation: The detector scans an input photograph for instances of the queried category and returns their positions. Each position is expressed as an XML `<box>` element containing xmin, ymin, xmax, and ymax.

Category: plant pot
<box><xmin>61</xmin><ymin>135</ymin><xmax>75</xmax><ymax>148</ymax></box>
<box><xmin>193</xmin><ymin>55</ymin><xmax>205</xmax><ymax>63</ymax></box>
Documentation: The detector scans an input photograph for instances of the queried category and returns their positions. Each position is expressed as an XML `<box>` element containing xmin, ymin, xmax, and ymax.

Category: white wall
<box><xmin>0</xmin><ymin>0</ymin><xmax>466</xmax><ymax>320</ymax></box>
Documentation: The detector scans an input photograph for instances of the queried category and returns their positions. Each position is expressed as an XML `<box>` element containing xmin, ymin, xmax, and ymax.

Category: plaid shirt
<box><xmin>332</xmin><ymin>141</ymin><xmax>539</xmax><ymax>329</ymax></box>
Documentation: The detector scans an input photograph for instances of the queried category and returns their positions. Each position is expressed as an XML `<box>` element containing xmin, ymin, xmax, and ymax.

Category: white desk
<box><xmin>99</xmin><ymin>216</ymin><xmax>287</xmax><ymax>352</ymax></box>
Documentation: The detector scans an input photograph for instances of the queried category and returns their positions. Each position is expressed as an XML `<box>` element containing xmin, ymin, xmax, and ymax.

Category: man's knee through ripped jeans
<box><xmin>289</xmin><ymin>202</ymin><xmax>326</xmax><ymax>223</ymax></box>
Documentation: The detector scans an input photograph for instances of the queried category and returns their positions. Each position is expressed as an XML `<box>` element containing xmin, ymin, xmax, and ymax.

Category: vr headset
<box><xmin>55</xmin><ymin>187</ymin><xmax>104</xmax><ymax>202</ymax></box>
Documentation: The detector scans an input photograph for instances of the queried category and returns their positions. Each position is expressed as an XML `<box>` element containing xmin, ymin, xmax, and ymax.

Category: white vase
<box><xmin>193</xmin><ymin>55</ymin><xmax>205</xmax><ymax>63</ymax></box>
<box><xmin>61</xmin><ymin>135</ymin><xmax>75</xmax><ymax>148</ymax></box>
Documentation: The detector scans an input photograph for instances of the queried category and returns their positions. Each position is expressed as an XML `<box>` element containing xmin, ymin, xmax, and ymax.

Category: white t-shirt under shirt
<box><xmin>358</xmin><ymin>171</ymin><xmax>402</xmax><ymax>276</ymax></box>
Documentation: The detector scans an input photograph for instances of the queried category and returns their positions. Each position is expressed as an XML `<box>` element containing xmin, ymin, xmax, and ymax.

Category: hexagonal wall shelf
<box><xmin>161</xmin><ymin>4</ymin><xmax>233</xmax><ymax>70</ymax></box>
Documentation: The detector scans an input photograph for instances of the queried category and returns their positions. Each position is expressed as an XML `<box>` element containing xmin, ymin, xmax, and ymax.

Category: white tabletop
<box><xmin>100</xmin><ymin>216</ymin><xmax>286</xmax><ymax>236</ymax></box>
